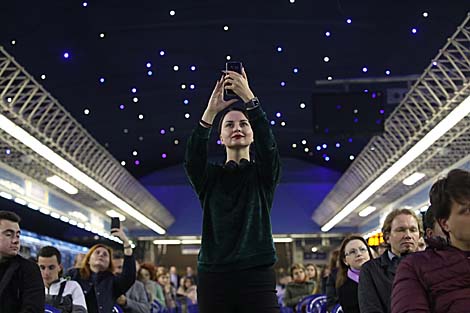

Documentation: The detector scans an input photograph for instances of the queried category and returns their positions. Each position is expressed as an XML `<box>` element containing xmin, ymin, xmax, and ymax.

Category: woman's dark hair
<box><xmin>430</xmin><ymin>169</ymin><xmax>470</xmax><ymax>236</ymax></box>
<box><xmin>217</xmin><ymin>107</ymin><xmax>249</xmax><ymax>135</ymax></box>
<box><xmin>328</xmin><ymin>249</ymin><xmax>340</xmax><ymax>271</ymax></box>
<box><xmin>139</xmin><ymin>262</ymin><xmax>157</xmax><ymax>281</ymax></box>
<box><xmin>336</xmin><ymin>235</ymin><xmax>374</xmax><ymax>289</ymax></box>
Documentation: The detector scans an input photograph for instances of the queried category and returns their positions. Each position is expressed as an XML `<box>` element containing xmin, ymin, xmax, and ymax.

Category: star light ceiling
<box><xmin>1</xmin><ymin>1</ymin><xmax>468</xmax><ymax>177</ymax></box>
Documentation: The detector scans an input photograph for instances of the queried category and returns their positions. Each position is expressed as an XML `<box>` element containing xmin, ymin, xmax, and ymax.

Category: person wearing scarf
<box><xmin>327</xmin><ymin>235</ymin><xmax>374</xmax><ymax>313</ymax></box>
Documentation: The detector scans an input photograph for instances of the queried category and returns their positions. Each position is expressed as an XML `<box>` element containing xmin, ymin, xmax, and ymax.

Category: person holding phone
<box><xmin>66</xmin><ymin>227</ymin><xmax>135</xmax><ymax>313</ymax></box>
<box><xmin>184</xmin><ymin>64</ymin><xmax>281</xmax><ymax>312</ymax></box>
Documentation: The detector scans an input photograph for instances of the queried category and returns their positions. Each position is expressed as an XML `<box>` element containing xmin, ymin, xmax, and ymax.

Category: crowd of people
<box><xmin>1</xmin><ymin>169</ymin><xmax>470</xmax><ymax>313</ymax></box>
<box><xmin>273</xmin><ymin>168</ymin><xmax>470</xmax><ymax>313</ymax></box>
<box><xmin>1</xmin><ymin>65</ymin><xmax>469</xmax><ymax>313</ymax></box>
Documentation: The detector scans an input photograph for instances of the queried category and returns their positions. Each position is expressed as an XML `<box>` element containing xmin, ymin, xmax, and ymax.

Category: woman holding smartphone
<box><xmin>184</xmin><ymin>66</ymin><xmax>281</xmax><ymax>312</ymax></box>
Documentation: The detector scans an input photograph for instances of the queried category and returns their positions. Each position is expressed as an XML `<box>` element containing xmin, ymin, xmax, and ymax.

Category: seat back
<box><xmin>112</xmin><ymin>305</ymin><xmax>124</xmax><ymax>313</ymax></box>
<box><xmin>151</xmin><ymin>300</ymin><xmax>165</xmax><ymax>313</ymax></box>
<box><xmin>295</xmin><ymin>294</ymin><xmax>324</xmax><ymax>313</ymax></box>
<box><xmin>331</xmin><ymin>304</ymin><xmax>344</xmax><ymax>313</ymax></box>
<box><xmin>307</xmin><ymin>295</ymin><xmax>327</xmax><ymax>313</ymax></box>
<box><xmin>44</xmin><ymin>304</ymin><xmax>61</xmax><ymax>313</ymax></box>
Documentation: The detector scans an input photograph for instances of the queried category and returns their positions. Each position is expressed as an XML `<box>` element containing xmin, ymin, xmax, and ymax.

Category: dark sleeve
<box><xmin>391</xmin><ymin>259</ymin><xmax>431</xmax><ymax>313</ymax></box>
<box><xmin>113</xmin><ymin>254</ymin><xmax>136</xmax><ymax>297</ymax></box>
<box><xmin>247</xmin><ymin>105</ymin><xmax>281</xmax><ymax>188</ymax></box>
<box><xmin>326</xmin><ymin>273</ymin><xmax>338</xmax><ymax>312</ymax></box>
<box><xmin>19</xmin><ymin>260</ymin><xmax>45</xmax><ymax>313</ymax></box>
<box><xmin>358</xmin><ymin>262</ymin><xmax>384</xmax><ymax>313</ymax></box>
<box><xmin>183</xmin><ymin>124</ymin><xmax>211</xmax><ymax>195</ymax></box>
<box><xmin>125</xmin><ymin>282</ymin><xmax>151</xmax><ymax>313</ymax></box>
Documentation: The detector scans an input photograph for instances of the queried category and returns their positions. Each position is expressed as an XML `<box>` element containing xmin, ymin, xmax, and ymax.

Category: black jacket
<box><xmin>0</xmin><ymin>254</ymin><xmax>45</xmax><ymax>313</ymax></box>
<box><xmin>337</xmin><ymin>278</ymin><xmax>359</xmax><ymax>313</ymax></box>
<box><xmin>358</xmin><ymin>251</ymin><xmax>397</xmax><ymax>313</ymax></box>
<box><xmin>66</xmin><ymin>254</ymin><xmax>136</xmax><ymax>313</ymax></box>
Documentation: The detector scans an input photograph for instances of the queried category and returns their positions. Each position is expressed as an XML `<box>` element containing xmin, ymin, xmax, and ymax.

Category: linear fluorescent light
<box><xmin>14</xmin><ymin>197</ymin><xmax>27</xmax><ymax>205</ymax></box>
<box><xmin>273</xmin><ymin>237</ymin><xmax>293</xmax><ymax>243</ymax></box>
<box><xmin>359</xmin><ymin>206</ymin><xmax>377</xmax><ymax>217</ymax></box>
<box><xmin>402</xmin><ymin>172</ymin><xmax>426</xmax><ymax>186</ymax></box>
<box><xmin>69</xmin><ymin>211</ymin><xmax>89</xmax><ymax>222</ymax></box>
<box><xmin>46</xmin><ymin>175</ymin><xmax>78</xmax><ymax>195</ymax></box>
<box><xmin>322</xmin><ymin>94</ymin><xmax>470</xmax><ymax>232</ymax></box>
<box><xmin>181</xmin><ymin>239</ymin><xmax>201</xmax><ymax>245</ymax></box>
<box><xmin>0</xmin><ymin>191</ymin><xmax>13</xmax><ymax>200</ymax></box>
<box><xmin>153</xmin><ymin>239</ymin><xmax>181</xmax><ymax>245</ymax></box>
<box><xmin>106</xmin><ymin>209</ymin><xmax>126</xmax><ymax>221</ymax></box>
<box><xmin>0</xmin><ymin>113</ymin><xmax>166</xmax><ymax>234</ymax></box>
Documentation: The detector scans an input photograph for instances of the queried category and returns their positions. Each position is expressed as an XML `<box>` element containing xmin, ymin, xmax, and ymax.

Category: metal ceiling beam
<box><xmin>0</xmin><ymin>46</ymin><xmax>174</xmax><ymax>233</ymax></box>
<box><xmin>314</xmin><ymin>13</ymin><xmax>470</xmax><ymax>230</ymax></box>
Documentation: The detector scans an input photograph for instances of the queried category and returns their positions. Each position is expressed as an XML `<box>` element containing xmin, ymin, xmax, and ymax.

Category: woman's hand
<box><xmin>207</xmin><ymin>76</ymin><xmax>238</xmax><ymax>113</ymax></box>
<box><xmin>201</xmin><ymin>76</ymin><xmax>238</xmax><ymax>125</ymax></box>
<box><xmin>111</xmin><ymin>227</ymin><xmax>132</xmax><ymax>255</ymax></box>
<box><xmin>223</xmin><ymin>67</ymin><xmax>255</xmax><ymax>103</ymax></box>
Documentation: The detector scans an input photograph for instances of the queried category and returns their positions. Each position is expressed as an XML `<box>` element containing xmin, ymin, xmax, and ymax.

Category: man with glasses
<box><xmin>0</xmin><ymin>210</ymin><xmax>44</xmax><ymax>312</ymax></box>
<box><xmin>358</xmin><ymin>208</ymin><xmax>422</xmax><ymax>313</ymax></box>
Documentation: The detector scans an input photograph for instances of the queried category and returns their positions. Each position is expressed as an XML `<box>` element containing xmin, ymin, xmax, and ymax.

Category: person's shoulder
<box><xmin>361</xmin><ymin>255</ymin><xmax>382</xmax><ymax>271</ymax></box>
<box><xmin>64</xmin><ymin>279</ymin><xmax>82</xmax><ymax>289</ymax></box>
<box><xmin>400</xmin><ymin>249</ymin><xmax>442</xmax><ymax>268</ymax></box>
<box><xmin>133</xmin><ymin>280</ymin><xmax>147</xmax><ymax>291</ymax></box>
<box><xmin>64</xmin><ymin>267</ymin><xmax>81</xmax><ymax>279</ymax></box>
<box><xmin>17</xmin><ymin>255</ymin><xmax>38</xmax><ymax>270</ymax></box>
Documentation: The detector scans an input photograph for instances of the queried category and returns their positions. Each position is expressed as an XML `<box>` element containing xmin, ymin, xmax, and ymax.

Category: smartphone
<box><xmin>223</xmin><ymin>61</ymin><xmax>243</xmax><ymax>101</ymax></box>
<box><xmin>110</xmin><ymin>217</ymin><xmax>120</xmax><ymax>230</ymax></box>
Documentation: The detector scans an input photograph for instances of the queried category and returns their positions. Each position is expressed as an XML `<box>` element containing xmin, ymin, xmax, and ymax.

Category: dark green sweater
<box><xmin>184</xmin><ymin>105</ymin><xmax>281</xmax><ymax>272</ymax></box>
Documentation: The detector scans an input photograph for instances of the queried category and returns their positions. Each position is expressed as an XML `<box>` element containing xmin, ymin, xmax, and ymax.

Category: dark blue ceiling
<box><xmin>1</xmin><ymin>1</ymin><xmax>468</xmax><ymax>235</ymax></box>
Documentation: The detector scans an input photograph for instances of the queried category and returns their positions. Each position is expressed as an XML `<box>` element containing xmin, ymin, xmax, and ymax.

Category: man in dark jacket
<box><xmin>0</xmin><ymin>210</ymin><xmax>45</xmax><ymax>312</ymax></box>
<box><xmin>392</xmin><ymin>169</ymin><xmax>470</xmax><ymax>313</ymax></box>
<box><xmin>358</xmin><ymin>208</ymin><xmax>422</xmax><ymax>313</ymax></box>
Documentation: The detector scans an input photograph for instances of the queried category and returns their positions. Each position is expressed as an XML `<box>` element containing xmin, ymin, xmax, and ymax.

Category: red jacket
<box><xmin>392</xmin><ymin>238</ymin><xmax>470</xmax><ymax>313</ymax></box>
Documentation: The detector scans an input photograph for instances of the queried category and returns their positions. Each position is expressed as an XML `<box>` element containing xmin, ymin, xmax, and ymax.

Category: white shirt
<box><xmin>45</xmin><ymin>278</ymin><xmax>88</xmax><ymax>312</ymax></box>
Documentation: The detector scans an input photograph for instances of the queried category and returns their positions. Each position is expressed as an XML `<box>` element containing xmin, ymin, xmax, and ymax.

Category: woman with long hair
<box><xmin>327</xmin><ymin>235</ymin><xmax>373</xmax><ymax>313</ymax></box>
<box><xmin>305</xmin><ymin>263</ymin><xmax>320</xmax><ymax>294</ymax></box>
<box><xmin>66</xmin><ymin>228</ymin><xmax>135</xmax><ymax>313</ymax></box>
<box><xmin>184</xmin><ymin>66</ymin><xmax>281</xmax><ymax>312</ymax></box>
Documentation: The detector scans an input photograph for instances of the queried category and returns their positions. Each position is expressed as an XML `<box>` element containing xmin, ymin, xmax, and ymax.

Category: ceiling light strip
<box><xmin>0</xmin><ymin>113</ymin><xmax>165</xmax><ymax>234</ymax></box>
<box><xmin>322</xmin><ymin>94</ymin><xmax>470</xmax><ymax>232</ymax></box>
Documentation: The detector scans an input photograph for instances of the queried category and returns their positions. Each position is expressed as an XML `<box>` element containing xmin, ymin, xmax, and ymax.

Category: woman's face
<box><xmin>292</xmin><ymin>268</ymin><xmax>306</xmax><ymax>283</ymax></box>
<box><xmin>343</xmin><ymin>239</ymin><xmax>370</xmax><ymax>271</ymax></box>
<box><xmin>306</xmin><ymin>265</ymin><xmax>317</xmax><ymax>279</ymax></box>
<box><xmin>184</xmin><ymin>278</ymin><xmax>193</xmax><ymax>288</ymax></box>
<box><xmin>88</xmin><ymin>247</ymin><xmax>110</xmax><ymax>272</ymax></box>
<box><xmin>139</xmin><ymin>268</ymin><xmax>151</xmax><ymax>282</ymax></box>
<box><xmin>220</xmin><ymin>111</ymin><xmax>253</xmax><ymax>149</ymax></box>
<box><xmin>158</xmin><ymin>274</ymin><xmax>170</xmax><ymax>286</ymax></box>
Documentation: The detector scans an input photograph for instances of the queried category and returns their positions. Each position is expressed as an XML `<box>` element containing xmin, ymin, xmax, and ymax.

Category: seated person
<box><xmin>283</xmin><ymin>264</ymin><xmax>315</xmax><ymax>311</ymax></box>
<box><xmin>112</xmin><ymin>252</ymin><xmax>150</xmax><ymax>313</ymax></box>
<box><xmin>328</xmin><ymin>235</ymin><xmax>373</xmax><ymax>313</ymax></box>
<box><xmin>0</xmin><ymin>211</ymin><xmax>44</xmax><ymax>313</ymax></box>
<box><xmin>176</xmin><ymin>276</ymin><xmax>197</xmax><ymax>304</ymax></box>
<box><xmin>424</xmin><ymin>205</ymin><xmax>446</xmax><ymax>240</ymax></box>
<box><xmin>305</xmin><ymin>263</ymin><xmax>320</xmax><ymax>294</ymax></box>
<box><xmin>392</xmin><ymin>169</ymin><xmax>470</xmax><ymax>313</ymax></box>
<box><xmin>38</xmin><ymin>246</ymin><xmax>87</xmax><ymax>313</ymax></box>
